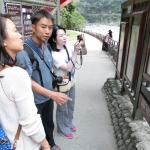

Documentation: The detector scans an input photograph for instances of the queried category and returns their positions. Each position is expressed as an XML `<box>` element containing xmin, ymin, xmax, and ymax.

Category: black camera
<box><xmin>52</xmin><ymin>74</ymin><xmax>63</xmax><ymax>88</ymax></box>
<box><xmin>77</xmin><ymin>35</ymin><xmax>83</xmax><ymax>42</ymax></box>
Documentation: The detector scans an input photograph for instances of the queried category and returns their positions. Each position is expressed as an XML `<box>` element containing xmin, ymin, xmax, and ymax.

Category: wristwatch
<box><xmin>81</xmin><ymin>44</ymin><xmax>85</xmax><ymax>48</ymax></box>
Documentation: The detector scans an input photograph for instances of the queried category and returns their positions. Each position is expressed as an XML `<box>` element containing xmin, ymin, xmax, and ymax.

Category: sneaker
<box><xmin>70</xmin><ymin>126</ymin><xmax>76</xmax><ymax>132</ymax></box>
<box><xmin>59</xmin><ymin>132</ymin><xmax>73</xmax><ymax>139</ymax></box>
<box><xmin>51</xmin><ymin>145</ymin><xmax>61</xmax><ymax>150</ymax></box>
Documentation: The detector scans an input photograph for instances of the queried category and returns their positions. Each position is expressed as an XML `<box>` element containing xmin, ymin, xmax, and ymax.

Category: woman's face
<box><xmin>55</xmin><ymin>29</ymin><xmax>67</xmax><ymax>46</ymax></box>
<box><xmin>3</xmin><ymin>18</ymin><xmax>23</xmax><ymax>55</ymax></box>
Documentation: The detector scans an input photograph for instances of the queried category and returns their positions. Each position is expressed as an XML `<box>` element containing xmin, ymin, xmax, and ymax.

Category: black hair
<box><xmin>0</xmin><ymin>14</ymin><xmax>16</xmax><ymax>70</ymax></box>
<box><xmin>48</xmin><ymin>24</ymin><xmax>66</xmax><ymax>52</ymax></box>
<box><xmin>108</xmin><ymin>30</ymin><xmax>112</xmax><ymax>38</ymax></box>
<box><xmin>31</xmin><ymin>9</ymin><xmax>54</xmax><ymax>25</ymax></box>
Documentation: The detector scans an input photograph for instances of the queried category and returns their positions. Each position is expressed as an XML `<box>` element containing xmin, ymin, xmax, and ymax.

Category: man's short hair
<box><xmin>31</xmin><ymin>9</ymin><xmax>54</xmax><ymax>25</ymax></box>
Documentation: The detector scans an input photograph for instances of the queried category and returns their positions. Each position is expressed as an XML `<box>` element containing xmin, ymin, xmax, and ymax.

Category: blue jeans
<box><xmin>56</xmin><ymin>85</ymin><xmax>75</xmax><ymax>134</ymax></box>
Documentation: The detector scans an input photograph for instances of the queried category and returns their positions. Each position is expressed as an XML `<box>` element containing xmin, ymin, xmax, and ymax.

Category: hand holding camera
<box><xmin>74</xmin><ymin>41</ymin><xmax>81</xmax><ymax>53</ymax></box>
<box><xmin>77</xmin><ymin>35</ymin><xmax>83</xmax><ymax>42</ymax></box>
<box><xmin>77</xmin><ymin>34</ymin><xmax>86</xmax><ymax>48</ymax></box>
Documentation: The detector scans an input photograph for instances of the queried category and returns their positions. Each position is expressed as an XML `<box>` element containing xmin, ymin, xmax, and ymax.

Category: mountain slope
<box><xmin>76</xmin><ymin>0</ymin><xmax>126</xmax><ymax>24</ymax></box>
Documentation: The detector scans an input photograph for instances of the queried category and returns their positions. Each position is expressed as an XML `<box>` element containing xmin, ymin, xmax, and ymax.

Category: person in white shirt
<box><xmin>48</xmin><ymin>25</ymin><xmax>87</xmax><ymax>139</ymax></box>
<box><xmin>0</xmin><ymin>14</ymin><xmax>50</xmax><ymax>150</ymax></box>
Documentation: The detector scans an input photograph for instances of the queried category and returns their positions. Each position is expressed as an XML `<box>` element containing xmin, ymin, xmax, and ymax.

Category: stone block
<box><xmin>124</xmin><ymin>139</ymin><xmax>130</xmax><ymax>146</ymax></box>
<box><xmin>117</xmin><ymin>112</ymin><xmax>122</xmax><ymax>118</ymax></box>
<box><xmin>121</xmin><ymin>124</ymin><xmax>128</xmax><ymax>130</ymax></box>
<box><xmin>119</xmin><ymin>122</ymin><xmax>124</xmax><ymax>127</ymax></box>
<box><xmin>117</xmin><ymin>134</ymin><xmax>122</xmax><ymax>140</ymax></box>
<box><xmin>136</xmin><ymin>142</ymin><xmax>150</xmax><ymax>150</ymax></box>
<box><xmin>119</xmin><ymin>118</ymin><xmax>124</xmax><ymax>123</ymax></box>
<box><xmin>111</xmin><ymin>114</ymin><xmax>117</xmax><ymax>119</ymax></box>
<box><xmin>122</xmin><ymin>129</ymin><xmax>131</xmax><ymax>140</ymax></box>
<box><xmin>131</xmin><ymin>132</ymin><xmax>144</xmax><ymax>142</ymax></box>
<box><xmin>128</xmin><ymin>122</ymin><xmax>138</xmax><ymax>128</ymax></box>
<box><xmin>125</xmin><ymin>117</ymin><xmax>133</xmax><ymax>123</ymax></box>
<box><xmin>127</xmin><ymin>143</ymin><xmax>134</xmax><ymax>150</ymax></box>
<box><xmin>122</xmin><ymin>128</ymin><xmax>127</xmax><ymax>134</ymax></box>
<box><xmin>113</xmin><ymin>118</ymin><xmax>119</xmax><ymax>124</ymax></box>
<box><xmin>118</xmin><ymin>145</ymin><xmax>127</xmax><ymax>150</ymax></box>
<box><xmin>118</xmin><ymin>140</ymin><xmax>124</xmax><ymax>147</ymax></box>
<box><xmin>116</xmin><ymin>130</ymin><xmax>121</xmax><ymax>135</ymax></box>
<box><xmin>119</xmin><ymin>103</ymin><xmax>133</xmax><ymax>111</ymax></box>
<box><xmin>116</xmin><ymin>108</ymin><xmax>121</xmax><ymax>114</ymax></box>
<box><xmin>114</xmin><ymin>126</ymin><xmax>119</xmax><ymax>132</ymax></box>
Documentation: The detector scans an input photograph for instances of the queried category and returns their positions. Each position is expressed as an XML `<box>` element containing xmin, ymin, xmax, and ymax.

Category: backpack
<box><xmin>23</xmin><ymin>40</ymin><xmax>52</xmax><ymax>87</ymax></box>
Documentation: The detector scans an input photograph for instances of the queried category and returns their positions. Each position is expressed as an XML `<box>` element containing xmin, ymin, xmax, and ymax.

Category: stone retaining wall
<box><xmin>102</xmin><ymin>78</ymin><xmax>150</xmax><ymax>150</ymax></box>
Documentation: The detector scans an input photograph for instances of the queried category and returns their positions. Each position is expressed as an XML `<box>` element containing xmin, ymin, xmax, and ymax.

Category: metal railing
<box><xmin>70</xmin><ymin>28</ymin><xmax>119</xmax><ymax>65</ymax></box>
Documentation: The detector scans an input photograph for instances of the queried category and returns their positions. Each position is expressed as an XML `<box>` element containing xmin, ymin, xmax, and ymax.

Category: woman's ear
<box><xmin>3</xmin><ymin>41</ymin><xmax>6</xmax><ymax>47</ymax></box>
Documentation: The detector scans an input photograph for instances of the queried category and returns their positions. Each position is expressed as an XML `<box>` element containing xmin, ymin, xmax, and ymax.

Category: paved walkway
<box><xmin>53</xmin><ymin>32</ymin><xmax>118</xmax><ymax>150</ymax></box>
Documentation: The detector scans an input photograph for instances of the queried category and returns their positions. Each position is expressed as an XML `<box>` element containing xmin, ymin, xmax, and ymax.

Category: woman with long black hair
<box><xmin>0</xmin><ymin>14</ymin><xmax>50</xmax><ymax>150</ymax></box>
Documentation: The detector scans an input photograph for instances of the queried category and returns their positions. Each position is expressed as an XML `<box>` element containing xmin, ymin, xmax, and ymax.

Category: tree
<box><xmin>70</xmin><ymin>10</ymin><xmax>85</xmax><ymax>29</ymax></box>
<box><xmin>60</xmin><ymin>2</ymin><xmax>85</xmax><ymax>29</ymax></box>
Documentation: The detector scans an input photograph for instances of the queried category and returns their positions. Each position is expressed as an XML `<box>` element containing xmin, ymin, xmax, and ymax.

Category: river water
<box><xmin>84</xmin><ymin>24</ymin><xmax>120</xmax><ymax>42</ymax></box>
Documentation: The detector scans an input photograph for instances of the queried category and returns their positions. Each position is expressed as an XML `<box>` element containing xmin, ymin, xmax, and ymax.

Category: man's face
<box><xmin>32</xmin><ymin>17</ymin><xmax>53</xmax><ymax>42</ymax></box>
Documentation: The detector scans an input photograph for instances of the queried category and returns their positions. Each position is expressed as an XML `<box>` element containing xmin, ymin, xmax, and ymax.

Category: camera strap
<box><xmin>64</xmin><ymin>45</ymin><xmax>83</xmax><ymax>70</ymax></box>
<box><xmin>63</xmin><ymin>45</ymin><xmax>71</xmax><ymax>81</ymax></box>
<box><xmin>25</xmin><ymin>40</ymin><xmax>55</xmax><ymax>80</ymax></box>
<box><xmin>75</xmin><ymin>49</ymin><xmax>83</xmax><ymax>69</ymax></box>
<box><xmin>24</xmin><ymin>43</ymin><xmax>44</xmax><ymax>87</ymax></box>
<box><xmin>64</xmin><ymin>45</ymin><xmax>83</xmax><ymax>86</ymax></box>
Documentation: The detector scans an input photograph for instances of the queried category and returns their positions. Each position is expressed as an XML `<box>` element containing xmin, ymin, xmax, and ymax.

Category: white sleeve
<box><xmin>52</xmin><ymin>52</ymin><xmax>66</xmax><ymax>69</ymax></box>
<box><xmin>11</xmin><ymin>68</ymin><xmax>45</xmax><ymax>143</ymax></box>
<box><xmin>68</xmin><ymin>45</ymin><xmax>74</xmax><ymax>54</ymax></box>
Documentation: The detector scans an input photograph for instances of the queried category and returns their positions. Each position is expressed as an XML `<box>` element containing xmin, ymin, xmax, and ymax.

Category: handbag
<box><xmin>0</xmin><ymin>125</ymin><xmax>21</xmax><ymax>150</ymax></box>
<box><xmin>54</xmin><ymin>46</ymin><xmax>73</xmax><ymax>93</ymax></box>
<box><xmin>54</xmin><ymin>76</ymin><xmax>72</xmax><ymax>92</ymax></box>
